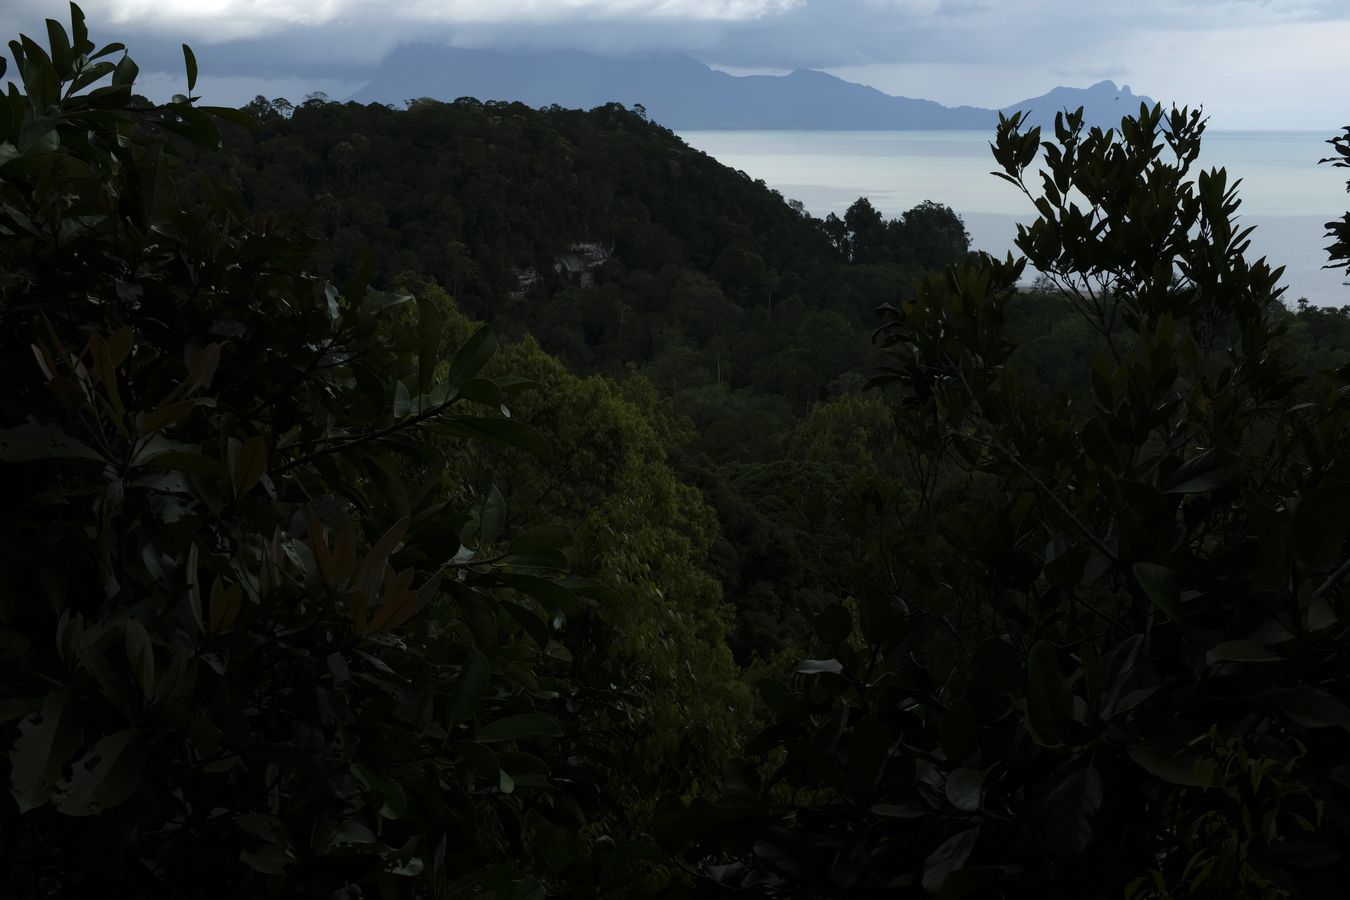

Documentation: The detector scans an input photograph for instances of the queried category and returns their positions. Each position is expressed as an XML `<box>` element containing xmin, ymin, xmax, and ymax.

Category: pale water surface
<box><xmin>679</xmin><ymin>130</ymin><xmax>1349</xmax><ymax>306</ymax></box>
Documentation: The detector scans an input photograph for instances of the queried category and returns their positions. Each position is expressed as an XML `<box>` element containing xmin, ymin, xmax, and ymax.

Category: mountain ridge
<box><xmin>348</xmin><ymin>45</ymin><xmax>1155</xmax><ymax>131</ymax></box>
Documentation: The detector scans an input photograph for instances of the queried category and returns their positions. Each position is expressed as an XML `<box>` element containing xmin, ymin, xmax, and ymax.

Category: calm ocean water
<box><xmin>678</xmin><ymin>130</ymin><xmax>1349</xmax><ymax>307</ymax></box>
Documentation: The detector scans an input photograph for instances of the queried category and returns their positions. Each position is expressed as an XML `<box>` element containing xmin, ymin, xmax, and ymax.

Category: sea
<box><xmin>678</xmin><ymin>130</ymin><xmax>1349</xmax><ymax>307</ymax></box>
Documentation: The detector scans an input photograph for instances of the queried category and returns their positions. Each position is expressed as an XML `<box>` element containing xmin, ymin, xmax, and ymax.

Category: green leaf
<box><xmin>1205</xmin><ymin>640</ymin><xmax>1281</xmax><ymax>666</ymax></box>
<box><xmin>241</xmin><ymin>845</ymin><xmax>293</xmax><ymax>874</ymax></box>
<box><xmin>477</xmin><ymin>713</ymin><xmax>563</xmax><ymax>743</ymax></box>
<box><xmin>480</xmin><ymin>484</ymin><xmax>506</xmax><ymax>542</ymax></box>
<box><xmin>83</xmin><ymin>83</ymin><xmax>130</xmax><ymax>110</ymax></box>
<box><xmin>424</xmin><ymin>417</ymin><xmax>550</xmax><ymax>461</ymax></box>
<box><xmin>1266</xmin><ymin>835</ymin><xmax>1343</xmax><ymax>868</ymax></box>
<box><xmin>457</xmin><ymin>378</ymin><xmax>504</xmax><ymax>407</ymax></box>
<box><xmin>16</xmin><ymin>117</ymin><xmax>58</xmax><ymax>155</ymax></box>
<box><xmin>53</xmin><ymin>729</ymin><xmax>146</xmax><ymax>815</ymax></box>
<box><xmin>499</xmin><ymin>548</ymin><xmax>569</xmax><ymax>570</ymax></box>
<box><xmin>158</xmin><ymin>104</ymin><xmax>219</xmax><ymax>148</ymax></box>
<box><xmin>9</xmin><ymin>690</ymin><xmax>79</xmax><ymax>813</ymax></box>
<box><xmin>1255</xmin><ymin>688</ymin><xmax>1350</xmax><ymax>732</ymax></box>
<box><xmin>871</xmin><ymin>802</ymin><xmax>926</xmax><ymax>818</ymax></box>
<box><xmin>393</xmin><ymin>381</ymin><xmax>412</xmax><ymax>418</ymax></box>
<box><xmin>1133</xmin><ymin>562</ymin><xmax>1183</xmax><ymax>623</ymax></box>
<box><xmin>448</xmin><ymin>649</ymin><xmax>491</xmax><ymax>728</ymax></box>
<box><xmin>200</xmin><ymin>105</ymin><xmax>258</xmax><ymax>129</ymax></box>
<box><xmin>326</xmin><ymin>819</ymin><xmax>377</xmax><ymax>849</ymax></box>
<box><xmin>0</xmin><ymin>420</ymin><xmax>105</xmax><ymax>463</ymax></box>
<box><xmin>936</xmin><ymin>868</ymin><xmax>1003</xmax><ymax>900</ymax></box>
<box><xmin>111</xmin><ymin>52</ymin><xmax>137</xmax><ymax>88</ymax></box>
<box><xmin>796</xmin><ymin>658</ymin><xmax>844</xmax><ymax>675</ymax></box>
<box><xmin>922</xmin><ymin>828</ymin><xmax>979</xmax><ymax>893</ymax></box>
<box><xmin>45</xmin><ymin>19</ymin><xmax>72</xmax><ymax>74</ymax></box>
<box><xmin>90</xmin><ymin>42</ymin><xmax>125</xmax><ymax>61</ymax></box>
<box><xmin>497</xmin><ymin>751</ymin><xmax>551</xmax><ymax>788</ymax></box>
<box><xmin>1026</xmin><ymin>641</ymin><xmax>1070</xmax><ymax>746</ymax></box>
<box><xmin>140</xmin><ymin>450</ymin><xmax>228</xmax><ymax>478</ymax></box>
<box><xmin>945</xmin><ymin>768</ymin><xmax>983</xmax><ymax>812</ymax></box>
<box><xmin>1040</xmin><ymin>766</ymin><xmax>1102</xmax><ymax>857</ymax></box>
<box><xmin>507</xmin><ymin>525</ymin><xmax>572</xmax><ymax>557</ymax></box>
<box><xmin>1128</xmin><ymin>744</ymin><xmax>1214</xmax><ymax>788</ymax></box>
<box><xmin>235</xmin><ymin>814</ymin><xmax>287</xmax><ymax>844</ymax></box>
<box><xmin>754</xmin><ymin>829</ymin><xmax>806</xmax><ymax>879</ymax></box>
<box><xmin>353</xmin><ymin>764</ymin><xmax>408</xmax><ymax>819</ymax></box>
<box><xmin>0</xmin><ymin>696</ymin><xmax>42</xmax><ymax>725</ymax></box>
<box><xmin>181</xmin><ymin>43</ymin><xmax>197</xmax><ymax>93</ymax></box>
<box><xmin>495</xmin><ymin>574</ymin><xmax>580</xmax><ymax>616</ymax></box>
<box><xmin>359</xmin><ymin>289</ymin><xmax>412</xmax><ymax>317</ymax></box>
<box><xmin>70</xmin><ymin>4</ymin><xmax>89</xmax><ymax>53</ymax></box>
<box><xmin>1162</xmin><ymin>447</ymin><xmax>1243</xmax><ymax>494</ymax></box>
<box><xmin>231</xmin><ymin>435</ymin><xmax>267</xmax><ymax>497</ymax></box>
<box><xmin>460</xmin><ymin>740</ymin><xmax>501</xmax><ymax>785</ymax></box>
<box><xmin>454</xmin><ymin>587</ymin><xmax>499</xmax><ymax>649</ymax></box>
<box><xmin>445</xmin><ymin>325</ymin><xmax>498</xmax><ymax>392</ymax></box>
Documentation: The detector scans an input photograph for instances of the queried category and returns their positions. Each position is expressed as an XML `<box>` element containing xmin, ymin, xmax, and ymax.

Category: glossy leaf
<box><xmin>445</xmin><ymin>325</ymin><xmax>498</xmax><ymax>392</ymax></box>
<box><xmin>945</xmin><ymin>768</ymin><xmax>983</xmax><ymax>812</ymax></box>
<box><xmin>477</xmin><ymin>713</ymin><xmax>564</xmax><ymax>743</ymax></box>
<box><xmin>123</xmin><ymin>620</ymin><xmax>155</xmax><ymax>701</ymax></box>
<box><xmin>53</xmin><ymin>729</ymin><xmax>147</xmax><ymax>815</ymax></box>
<box><xmin>0</xmin><ymin>420</ymin><xmax>104</xmax><ymax>462</ymax></box>
<box><xmin>448</xmin><ymin>649</ymin><xmax>491</xmax><ymax>728</ymax></box>
<box><xmin>1040</xmin><ymin>766</ymin><xmax>1102</xmax><ymax>857</ymax></box>
<box><xmin>1205</xmin><ymin>640</ymin><xmax>1281</xmax><ymax>666</ymax></box>
<box><xmin>9</xmin><ymin>690</ymin><xmax>79</xmax><ymax>813</ymax></box>
<box><xmin>1255</xmin><ymin>688</ymin><xmax>1350</xmax><ymax>732</ymax></box>
<box><xmin>1133</xmin><ymin>562</ymin><xmax>1183</xmax><ymax>623</ymax></box>
<box><xmin>922</xmin><ymin>828</ymin><xmax>979</xmax><ymax>894</ymax></box>
<box><xmin>1161</xmin><ymin>447</ymin><xmax>1242</xmax><ymax>494</ymax></box>
<box><xmin>1128</xmin><ymin>744</ymin><xmax>1214</xmax><ymax>788</ymax></box>
<box><xmin>1026</xmin><ymin>641</ymin><xmax>1070</xmax><ymax>746</ymax></box>
<box><xmin>232</xmin><ymin>435</ymin><xmax>267</xmax><ymax>497</ymax></box>
<box><xmin>181</xmin><ymin>43</ymin><xmax>196</xmax><ymax>93</ymax></box>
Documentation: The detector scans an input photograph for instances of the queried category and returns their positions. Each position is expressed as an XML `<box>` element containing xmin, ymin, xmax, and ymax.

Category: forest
<box><xmin>4</xmin><ymin>6</ymin><xmax>1350</xmax><ymax>898</ymax></box>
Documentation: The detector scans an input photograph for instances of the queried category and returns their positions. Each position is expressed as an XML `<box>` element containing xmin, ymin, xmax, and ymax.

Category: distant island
<box><xmin>349</xmin><ymin>45</ymin><xmax>1155</xmax><ymax>131</ymax></box>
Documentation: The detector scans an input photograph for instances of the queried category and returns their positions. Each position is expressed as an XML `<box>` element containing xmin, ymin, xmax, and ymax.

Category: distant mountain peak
<box><xmin>1001</xmin><ymin>80</ymin><xmax>1156</xmax><ymax>128</ymax></box>
<box><xmin>351</xmin><ymin>45</ymin><xmax>1153</xmax><ymax>132</ymax></box>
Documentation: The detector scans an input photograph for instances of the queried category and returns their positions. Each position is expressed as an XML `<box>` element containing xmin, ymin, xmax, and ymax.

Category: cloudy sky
<box><xmin>3</xmin><ymin>0</ymin><xmax>1348</xmax><ymax>129</ymax></box>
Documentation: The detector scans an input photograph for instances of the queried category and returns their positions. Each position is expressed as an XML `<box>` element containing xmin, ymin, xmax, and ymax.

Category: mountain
<box><xmin>348</xmin><ymin>45</ymin><xmax>1152</xmax><ymax>131</ymax></box>
<box><xmin>1002</xmin><ymin>79</ymin><xmax>1155</xmax><ymax>129</ymax></box>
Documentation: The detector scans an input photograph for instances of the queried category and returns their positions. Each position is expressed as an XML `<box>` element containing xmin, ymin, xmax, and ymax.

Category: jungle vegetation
<box><xmin>4</xmin><ymin>7</ymin><xmax>1350</xmax><ymax>898</ymax></box>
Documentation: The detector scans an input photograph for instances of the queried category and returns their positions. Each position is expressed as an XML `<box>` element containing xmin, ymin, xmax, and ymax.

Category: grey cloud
<box><xmin>2</xmin><ymin>0</ymin><xmax>1345</xmax><ymax>125</ymax></box>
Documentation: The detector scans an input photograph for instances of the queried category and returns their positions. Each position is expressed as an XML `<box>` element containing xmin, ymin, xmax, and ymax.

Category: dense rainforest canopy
<box><xmin>5</xmin><ymin>7</ymin><xmax>1350</xmax><ymax>899</ymax></box>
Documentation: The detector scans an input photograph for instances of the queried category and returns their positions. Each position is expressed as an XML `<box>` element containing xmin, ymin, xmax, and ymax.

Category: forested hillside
<box><xmin>6</xmin><ymin>8</ymin><xmax>1350</xmax><ymax>899</ymax></box>
<box><xmin>192</xmin><ymin>95</ymin><xmax>977</xmax><ymax>659</ymax></box>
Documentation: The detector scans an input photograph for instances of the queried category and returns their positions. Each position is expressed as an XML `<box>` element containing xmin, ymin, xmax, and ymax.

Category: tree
<box><xmin>667</xmin><ymin>105</ymin><xmax>1350</xmax><ymax>898</ymax></box>
<box><xmin>788</xmin><ymin>393</ymin><xmax>900</xmax><ymax>473</ymax></box>
<box><xmin>0</xmin><ymin>10</ymin><xmax>632</xmax><ymax>897</ymax></box>
<box><xmin>893</xmin><ymin>199</ymin><xmax>970</xmax><ymax>269</ymax></box>
<box><xmin>843</xmin><ymin>196</ymin><xmax>886</xmax><ymax>263</ymax></box>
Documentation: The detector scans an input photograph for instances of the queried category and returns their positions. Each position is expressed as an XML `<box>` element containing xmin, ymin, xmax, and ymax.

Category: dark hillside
<box><xmin>203</xmin><ymin>98</ymin><xmax>968</xmax><ymax>409</ymax></box>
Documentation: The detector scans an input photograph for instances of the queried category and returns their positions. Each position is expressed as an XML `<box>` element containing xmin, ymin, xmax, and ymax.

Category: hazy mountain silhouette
<box><xmin>1002</xmin><ymin>80</ymin><xmax>1155</xmax><ymax>129</ymax></box>
<box><xmin>349</xmin><ymin>46</ymin><xmax>1153</xmax><ymax>131</ymax></box>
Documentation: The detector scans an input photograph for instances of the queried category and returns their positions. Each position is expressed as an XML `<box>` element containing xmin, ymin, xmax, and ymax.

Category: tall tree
<box><xmin>667</xmin><ymin>105</ymin><xmax>1350</xmax><ymax>899</ymax></box>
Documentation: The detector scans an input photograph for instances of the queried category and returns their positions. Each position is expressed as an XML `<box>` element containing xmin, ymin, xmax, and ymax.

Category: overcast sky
<box><xmin>3</xmin><ymin>0</ymin><xmax>1348</xmax><ymax>129</ymax></box>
